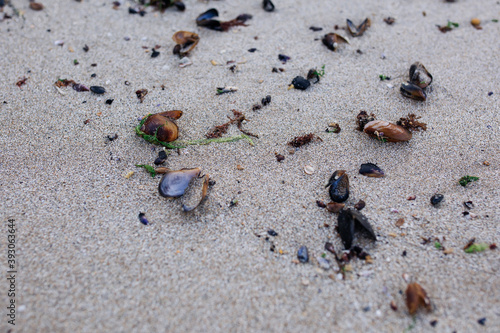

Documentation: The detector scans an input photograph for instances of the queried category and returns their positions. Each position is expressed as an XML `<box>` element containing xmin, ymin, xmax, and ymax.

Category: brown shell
<box><xmin>364</xmin><ymin>120</ymin><xmax>412</xmax><ymax>142</ymax></box>
<box><xmin>405</xmin><ymin>282</ymin><xmax>431</xmax><ymax>315</ymax></box>
<box><xmin>400</xmin><ymin>82</ymin><xmax>427</xmax><ymax>101</ymax></box>
<box><xmin>409</xmin><ymin>62</ymin><xmax>433</xmax><ymax>88</ymax></box>
<box><xmin>141</xmin><ymin>111</ymin><xmax>182</xmax><ymax>142</ymax></box>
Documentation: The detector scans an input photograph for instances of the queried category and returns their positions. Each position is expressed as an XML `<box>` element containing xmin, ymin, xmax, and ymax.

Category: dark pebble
<box><xmin>272</xmin><ymin>67</ymin><xmax>279</xmax><ymax>73</ymax></box>
<box><xmin>430</xmin><ymin>320</ymin><xmax>438</xmax><ymax>327</ymax></box>
<box><xmin>90</xmin><ymin>86</ymin><xmax>105</xmax><ymax>94</ymax></box>
<box><xmin>477</xmin><ymin>317</ymin><xmax>486</xmax><ymax>326</ymax></box>
<box><xmin>151</xmin><ymin>48</ymin><xmax>160</xmax><ymax>58</ymax></box>
<box><xmin>248</xmin><ymin>48</ymin><xmax>257</xmax><ymax>52</ymax></box>
<box><xmin>278</xmin><ymin>54</ymin><xmax>291</xmax><ymax>63</ymax></box>
<box><xmin>309</xmin><ymin>26</ymin><xmax>323</xmax><ymax>31</ymax></box>
<box><xmin>138</xmin><ymin>212</ymin><xmax>149</xmax><ymax>225</ymax></box>
<box><xmin>275</xmin><ymin>154</ymin><xmax>285</xmax><ymax>162</ymax></box>
<box><xmin>488</xmin><ymin>92</ymin><xmax>493</xmax><ymax>96</ymax></box>
<box><xmin>463</xmin><ymin>201</ymin><xmax>474</xmax><ymax>209</ymax></box>
<box><xmin>297</xmin><ymin>245</ymin><xmax>309</xmax><ymax>263</ymax></box>
<box><xmin>291</xmin><ymin>76</ymin><xmax>310</xmax><ymax>90</ymax></box>
<box><xmin>154</xmin><ymin>150</ymin><xmax>168</xmax><ymax>165</ymax></box>
<box><xmin>354</xmin><ymin>199</ymin><xmax>366</xmax><ymax>210</ymax></box>
<box><xmin>402</xmin><ymin>250</ymin><xmax>407</xmax><ymax>256</ymax></box>
<box><xmin>105</xmin><ymin>99</ymin><xmax>114</xmax><ymax>105</ymax></box>
<box><xmin>91</xmin><ymin>73</ymin><xmax>97</xmax><ymax>78</ymax></box>
<box><xmin>430</xmin><ymin>194</ymin><xmax>444</xmax><ymax>206</ymax></box>
<box><xmin>83</xmin><ymin>44</ymin><xmax>89</xmax><ymax>52</ymax></box>
<box><xmin>263</xmin><ymin>0</ymin><xmax>275</xmax><ymax>12</ymax></box>
<box><xmin>262</xmin><ymin>95</ymin><xmax>271</xmax><ymax>105</ymax></box>
<box><xmin>267</xmin><ymin>229</ymin><xmax>278</xmax><ymax>237</ymax></box>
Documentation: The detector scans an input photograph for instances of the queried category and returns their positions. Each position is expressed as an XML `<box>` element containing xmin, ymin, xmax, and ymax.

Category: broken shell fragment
<box><xmin>363</xmin><ymin>120</ymin><xmax>412</xmax><ymax>142</ymax></box>
<box><xmin>158</xmin><ymin>168</ymin><xmax>201</xmax><ymax>198</ymax></box>
<box><xmin>400</xmin><ymin>82</ymin><xmax>427</xmax><ymax>101</ymax></box>
<box><xmin>326</xmin><ymin>202</ymin><xmax>345</xmax><ymax>213</ymax></box>
<box><xmin>326</xmin><ymin>170</ymin><xmax>349</xmax><ymax>203</ymax></box>
<box><xmin>297</xmin><ymin>245</ymin><xmax>309</xmax><ymax>263</ymax></box>
<box><xmin>430</xmin><ymin>194</ymin><xmax>444</xmax><ymax>206</ymax></box>
<box><xmin>405</xmin><ymin>282</ymin><xmax>432</xmax><ymax>315</ymax></box>
<box><xmin>181</xmin><ymin>173</ymin><xmax>210</xmax><ymax>212</ymax></box>
<box><xmin>409</xmin><ymin>62</ymin><xmax>433</xmax><ymax>88</ymax></box>
<box><xmin>140</xmin><ymin>110</ymin><xmax>182</xmax><ymax>142</ymax></box>
<box><xmin>346</xmin><ymin>18</ymin><xmax>370</xmax><ymax>37</ymax></box>
<box><xmin>262</xmin><ymin>0</ymin><xmax>275</xmax><ymax>12</ymax></box>
<box><xmin>322</xmin><ymin>33</ymin><xmax>349</xmax><ymax>51</ymax></box>
<box><xmin>172</xmin><ymin>31</ymin><xmax>200</xmax><ymax>57</ymax></box>
<box><xmin>338</xmin><ymin>209</ymin><xmax>377</xmax><ymax>249</ymax></box>
<box><xmin>359</xmin><ymin>163</ymin><xmax>385</xmax><ymax>177</ymax></box>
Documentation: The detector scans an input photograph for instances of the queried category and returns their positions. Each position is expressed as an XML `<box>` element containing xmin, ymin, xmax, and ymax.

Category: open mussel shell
<box><xmin>409</xmin><ymin>62</ymin><xmax>433</xmax><ymax>89</ymax></box>
<box><xmin>158</xmin><ymin>168</ymin><xmax>201</xmax><ymax>198</ymax></box>
<box><xmin>363</xmin><ymin>120</ymin><xmax>412</xmax><ymax>142</ymax></box>
<box><xmin>172</xmin><ymin>31</ymin><xmax>200</xmax><ymax>56</ymax></box>
<box><xmin>322</xmin><ymin>33</ymin><xmax>349</xmax><ymax>51</ymax></box>
<box><xmin>347</xmin><ymin>18</ymin><xmax>370</xmax><ymax>37</ymax></box>
<box><xmin>326</xmin><ymin>170</ymin><xmax>349</xmax><ymax>203</ymax></box>
<box><xmin>400</xmin><ymin>82</ymin><xmax>427</xmax><ymax>101</ymax></box>
<box><xmin>196</xmin><ymin>8</ymin><xmax>222</xmax><ymax>30</ymax></box>
<box><xmin>359</xmin><ymin>163</ymin><xmax>385</xmax><ymax>177</ymax></box>
<box><xmin>337</xmin><ymin>209</ymin><xmax>377</xmax><ymax>250</ymax></box>
<box><xmin>181</xmin><ymin>174</ymin><xmax>209</xmax><ymax>212</ymax></box>
<box><xmin>196</xmin><ymin>8</ymin><xmax>219</xmax><ymax>21</ymax></box>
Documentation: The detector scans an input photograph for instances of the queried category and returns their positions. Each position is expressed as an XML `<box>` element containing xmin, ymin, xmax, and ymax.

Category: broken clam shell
<box><xmin>346</xmin><ymin>18</ymin><xmax>370</xmax><ymax>37</ymax></box>
<box><xmin>181</xmin><ymin>173</ymin><xmax>209</xmax><ymax>212</ymax></box>
<box><xmin>172</xmin><ymin>31</ymin><xmax>200</xmax><ymax>57</ymax></box>
<box><xmin>322</xmin><ymin>33</ymin><xmax>349</xmax><ymax>51</ymax></box>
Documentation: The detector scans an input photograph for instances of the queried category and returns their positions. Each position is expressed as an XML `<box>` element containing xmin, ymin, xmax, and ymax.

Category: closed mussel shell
<box><xmin>338</xmin><ymin>209</ymin><xmax>355</xmax><ymax>249</ymax></box>
<box><xmin>409</xmin><ymin>62</ymin><xmax>433</xmax><ymax>89</ymax></box>
<box><xmin>327</xmin><ymin>170</ymin><xmax>349</xmax><ymax>202</ymax></box>
<box><xmin>363</xmin><ymin>120</ymin><xmax>412</xmax><ymax>142</ymax></box>
<box><xmin>140</xmin><ymin>111</ymin><xmax>182</xmax><ymax>142</ymax></box>
<box><xmin>359</xmin><ymin>163</ymin><xmax>385</xmax><ymax>177</ymax></box>
<box><xmin>158</xmin><ymin>168</ymin><xmax>201</xmax><ymax>198</ymax></box>
<box><xmin>400</xmin><ymin>82</ymin><xmax>427</xmax><ymax>101</ymax></box>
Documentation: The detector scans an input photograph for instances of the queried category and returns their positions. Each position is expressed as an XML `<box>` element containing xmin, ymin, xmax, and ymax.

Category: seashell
<box><xmin>172</xmin><ymin>31</ymin><xmax>200</xmax><ymax>57</ymax></box>
<box><xmin>359</xmin><ymin>163</ymin><xmax>385</xmax><ymax>177</ymax></box>
<box><xmin>326</xmin><ymin>170</ymin><xmax>349</xmax><ymax>203</ymax></box>
<box><xmin>363</xmin><ymin>120</ymin><xmax>412</xmax><ymax>142</ymax></box>
<box><xmin>400</xmin><ymin>82</ymin><xmax>427</xmax><ymax>101</ymax></box>
<box><xmin>181</xmin><ymin>173</ymin><xmax>210</xmax><ymax>212</ymax></box>
<box><xmin>263</xmin><ymin>0</ymin><xmax>275</xmax><ymax>12</ymax></box>
<box><xmin>297</xmin><ymin>245</ymin><xmax>309</xmax><ymax>263</ymax></box>
<box><xmin>409</xmin><ymin>62</ymin><xmax>433</xmax><ymax>88</ymax></box>
<box><xmin>326</xmin><ymin>202</ymin><xmax>345</xmax><ymax>213</ymax></box>
<box><xmin>405</xmin><ymin>282</ymin><xmax>431</xmax><ymax>315</ymax></box>
<box><xmin>337</xmin><ymin>209</ymin><xmax>377</xmax><ymax>249</ymax></box>
<box><xmin>196</xmin><ymin>8</ymin><xmax>222</xmax><ymax>30</ymax></box>
<box><xmin>140</xmin><ymin>111</ymin><xmax>182</xmax><ymax>142</ymax></box>
<box><xmin>430</xmin><ymin>194</ymin><xmax>444</xmax><ymax>206</ymax></box>
<box><xmin>158</xmin><ymin>168</ymin><xmax>201</xmax><ymax>198</ymax></box>
<box><xmin>289</xmin><ymin>76</ymin><xmax>310</xmax><ymax>90</ymax></box>
<box><xmin>322</xmin><ymin>33</ymin><xmax>349</xmax><ymax>51</ymax></box>
<box><xmin>346</xmin><ymin>18</ymin><xmax>370</xmax><ymax>37</ymax></box>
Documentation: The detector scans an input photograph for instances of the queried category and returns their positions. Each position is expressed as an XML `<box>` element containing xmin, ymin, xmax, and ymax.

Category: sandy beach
<box><xmin>1</xmin><ymin>0</ymin><xmax>499</xmax><ymax>331</ymax></box>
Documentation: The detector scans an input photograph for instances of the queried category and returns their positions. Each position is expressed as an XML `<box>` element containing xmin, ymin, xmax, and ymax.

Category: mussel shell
<box><xmin>359</xmin><ymin>163</ymin><xmax>385</xmax><ymax>177</ymax></box>
<box><xmin>196</xmin><ymin>8</ymin><xmax>219</xmax><ymax>22</ymax></box>
<box><xmin>181</xmin><ymin>174</ymin><xmax>209</xmax><ymax>212</ymax></box>
<box><xmin>322</xmin><ymin>33</ymin><xmax>349</xmax><ymax>51</ymax></box>
<box><xmin>338</xmin><ymin>209</ymin><xmax>355</xmax><ymax>249</ymax></box>
<box><xmin>297</xmin><ymin>245</ymin><xmax>309</xmax><ymax>263</ymax></box>
<box><xmin>350</xmin><ymin>209</ymin><xmax>377</xmax><ymax>241</ymax></box>
<box><xmin>158</xmin><ymin>168</ymin><xmax>201</xmax><ymax>198</ymax></box>
<box><xmin>291</xmin><ymin>76</ymin><xmax>310</xmax><ymax>90</ymax></box>
<box><xmin>430</xmin><ymin>194</ymin><xmax>444</xmax><ymax>206</ymax></box>
<box><xmin>409</xmin><ymin>62</ymin><xmax>433</xmax><ymax>88</ymax></box>
<box><xmin>172</xmin><ymin>31</ymin><xmax>199</xmax><ymax>45</ymax></box>
<box><xmin>173</xmin><ymin>1</ymin><xmax>185</xmax><ymax>11</ymax></box>
<box><xmin>141</xmin><ymin>114</ymin><xmax>179</xmax><ymax>142</ymax></box>
<box><xmin>327</xmin><ymin>170</ymin><xmax>349</xmax><ymax>203</ymax></box>
<box><xmin>363</xmin><ymin>120</ymin><xmax>412</xmax><ymax>142</ymax></box>
<box><xmin>400</xmin><ymin>82</ymin><xmax>427</xmax><ymax>101</ymax></box>
<box><xmin>347</xmin><ymin>18</ymin><xmax>370</xmax><ymax>37</ymax></box>
<box><xmin>263</xmin><ymin>0</ymin><xmax>275</xmax><ymax>12</ymax></box>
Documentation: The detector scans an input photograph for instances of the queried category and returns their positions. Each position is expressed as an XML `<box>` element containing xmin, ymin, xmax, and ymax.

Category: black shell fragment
<box><xmin>337</xmin><ymin>209</ymin><xmax>377</xmax><ymax>249</ymax></box>
<box><xmin>297</xmin><ymin>245</ymin><xmax>309</xmax><ymax>263</ymax></box>
<box><xmin>291</xmin><ymin>76</ymin><xmax>310</xmax><ymax>90</ymax></box>
<box><xmin>196</xmin><ymin>8</ymin><xmax>222</xmax><ymax>30</ymax></box>
<box><xmin>359</xmin><ymin>163</ymin><xmax>385</xmax><ymax>177</ymax></box>
<box><xmin>326</xmin><ymin>170</ymin><xmax>349</xmax><ymax>203</ymax></box>
<box><xmin>400</xmin><ymin>82</ymin><xmax>426</xmax><ymax>101</ymax></box>
<box><xmin>409</xmin><ymin>62</ymin><xmax>433</xmax><ymax>89</ymax></box>
<box><xmin>154</xmin><ymin>150</ymin><xmax>168</xmax><ymax>165</ymax></box>
<box><xmin>90</xmin><ymin>86</ymin><xmax>105</xmax><ymax>94</ymax></box>
<box><xmin>430</xmin><ymin>194</ymin><xmax>444</xmax><ymax>206</ymax></box>
<box><xmin>263</xmin><ymin>0</ymin><xmax>275</xmax><ymax>12</ymax></box>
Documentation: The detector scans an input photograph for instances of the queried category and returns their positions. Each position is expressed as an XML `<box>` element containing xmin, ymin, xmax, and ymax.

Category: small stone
<box><xmin>248</xmin><ymin>48</ymin><xmax>257</xmax><ymax>52</ymax></box>
<box><xmin>297</xmin><ymin>245</ymin><xmax>309</xmax><ymax>263</ymax></box>
<box><xmin>390</xmin><ymin>300</ymin><xmax>398</xmax><ymax>311</ymax></box>
<box><xmin>354</xmin><ymin>199</ymin><xmax>366</xmax><ymax>210</ymax></box>
<box><xmin>471</xmin><ymin>18</ymin><xmax>481</xmax><ymax>26</ymax></box>
<box><xmin>301</xmin><ymin>278</ymin><xmax>310</xmax><ymax>286</ymax></box>
<box><xmin>430</xmin><ymin>194</ymin><xmax>444</xmax><ymax>206</ymax></box>
<box><xmin>430</xmin><ymin>320</ymin><xmax>438</xmax><ymax>327</ymax></box>
<box><xmin>477</xmin><ymin>317</ymin><xmax>486</xmax><ymax>326</ymax></box>
<box><xmin>267</xmin><ymin>229</ymin><xmax>278</xmax><ymax>237</ymax></box>
<box><xmin>90</xmin><ymin>86</ymin><xmax>106</xmax><ymax>94</ymax></box>
<box><xmin>290</xmin><ymin>76</ymin><xmax>310</xmax><ymax>90</ymax></box>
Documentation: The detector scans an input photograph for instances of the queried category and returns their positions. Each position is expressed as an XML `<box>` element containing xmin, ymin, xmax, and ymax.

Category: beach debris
<box><xmin>288</xmin><ymin>76</ymin><xmax>310</xmax><ymax>90</ymax></box>
<box><xmin>297</xmin><ymin>246</ymin><xmax>309</xmax><ymax>263</ymax></box>
<box><xmin>29</xmin><ymin>2</ymin><xmax>44</xmax><ymax>11</ymax></box>
<box><xmin>359</xmin><ymin>163</ymin><xmax>385</xmax><ymax>177</ymax></box>
<box><xmin>139</xmin><ymin>110</ymin><xmax>182</xmax><ymax>143</ymax></box>
<box><xmin>326</xmin><ymin>170</ymin><xmax>349</xmax><ymax>203</ymax></box>
<box><xmin>384</xmin><ymin>17</ymin><xmax>395</xmax><ymax>25</ymax></box>
<box><xmin>326</xmin><ymin>123</ymin><xmax>341</xmax><ymax>133</ymax></box>
<box><xmin>278</xmin><ymin>54</ymin><xmax>291</xmax><ymax>64</ymax></box>
<box><xmin>337</xmin><ymin>209</ymin><xmax>377</xmax><ymax>249</ymax></box>
<box><xmin>326</xmin><ymin>202</ymin><xmax>345</xmax><ymax>213</ymax></box>
<box><xmin>463</xmin><ymin>201</ymin><xmax>474</xmax><ymax>209</ymax></box>
<box><xmin>346</xmin><ymin>18</ymin><xmax>370</xmax><ymax>37</ymax></box>
<box><xmin>196</xmin><ymin>8</ymin><xmax>252</xmax><ymax>31</ymax></box>
<box><xmin>430</xmin><ymin>194</ymin><xmax>444</xmax><ymax>206</ymax></box>
<box><xmin>262</xmin><ymin>0</ymin><xmax>274</xmax><ymax>12</ymax></box>
<box><xmin>90</xmin><ymin>86</ymin><xmax>106</xmax><ymax>94</ymax></box>
<box><xmin>438</xmin><ymin>20</ymin><xmax>459</xmax><ymax>33</ymax></box>
<box><xmin>407</xmin><ymin>195</ymin><xmax>416</xmax><ymax>200</ymax></box>
<box><xmin>206</xmin><ymin>110</ymin><xmax>258</xmax><ymax>139</ymax></box>
<box><xmin>396</xmin><ymin>114</ymin><xmax>427</xmax><ymax>131</ymax></box>
<box><xmin>181</xmin><ymin>173</ymin><xmax>209</xmax><ymax>212</ymax></box>
<box><xmin>216</xmin><ymin>86</ymin><xmax>238</xmax><ymax>95</ymax></box>
<box><xmin>107</xmin><ymin>134</ymin><xmax>118</xmax><ymax>142</ymax></box>
<box><xmin>179</xmin><ymin>57</ymin><xmax>192</xmax><ymax>68</ymax></box>
<box><xmin>136</xmin><ymin>164</ymin><xmax>156</xmax><ymax>177</ymax></box>
<box><xmin>316</xmin><ymin>200</ymin><xmax>326</xmax><ymax>208</ymax></box>
<box><xmin>135</xmin><ymin>89</ymin><xmax>148</xmax><ymax>103</ymax></box>
<box><xmin>396</xmin><ymin>218</ymin><xmax>405</xmax><ymax>227</ymax></box>
<box><xmin>248</xmin><ymin>48</ymin><xmax>257</xmax><ymax>53</ymax></box>
<box><xmin>360</xmin><ymin>116</ymin><xmax>412</xmax><ymax>142</ymax></box>
<box><xmin>148</xmin><ymin>0</ymin><xmax>185</xmax><ymax>12</ymax></box>
<box><xmin>151</xmin><ymin>48</ymin><xmax>160</xmax><ymax>58</ymax></box>
<box><xmin>322</xmin><ymin>33</ymin><xmax>349</xmax><ymax>51</ymax></box>
<box><xmin>158</xmin><ymin>167</ymin><xmax>200</xmax><ymax>197</ymax></box>
<box><xmin>354</xmin><ymin>200</ymin><xmax>366</xmax><ymax>211</ymax></box>
<box><xmin>405</xmin><ymin>282</ymin><xmax>431</xmax><ymax>315</ymax></box>
<box><xmin>307</xmin><ymin>65</ymin><xmax>325</xmax><ymax>83</ymax></box>
<box><xmin>154</xmin><ymin>150</ymin><xmax>168</xmax><ymax>165</ymax></box>
<box><xmin>73</xmin><ymin>83</ymin><xmax>89</xmax><ymax>92</ymax></box>
<box><xmin>304</xmin><ymin>165</ymin><xmax>315</xmax><ymax>175</ymax></box>
<box><xmin>287</xmin><ymin>133</ymin><xmax>321</xmax><ymax>147</ymax></box>
<box><xmin>138</xmin><ymin>212</ymin><xmax>149</xmax><ymax>225</ymax></box>
<box><xmin>471</xmin><ymin>18</ymin><xmax>482</xmax><ymax>29</ymax></box>
<box><xmin>477</xmin><ymin>318</ymin><xmax>486</xmax><ymax>326</ymax></box>
<box><xmin>172</xmin><ymin>31</ymin><xmax>199</xmax><ymax>57</ymax></box>
<box><xmin>409</xmin><ymin>62</ymin><xmax>433</xmax><ymax>88</ymax></box>
<box><xmin>317</xmin><ymin>256</ymin><xmax>331</xmax><ymax>270</ymax></box>
<box><xmin>379</xmin><ymin>75</ymin><xmax>391</xmax><ymax>81</ymax></box>
<box><xmin>464</xmin><ymin>241</ymin><xmax>488</xmax><ymax>253</ymax></box>
<box><xmin>310</xmin><ymin>26</ymin><xmax>323</xmax><ymax>31</ymax></box>
<box><xmin>124</xmin><ymin>171</ymin><xmax>134</xmax><ymax>179</ymax></box>
<box><xmin>83</xmin><ymin>44</ymin><xmax>89</xmax><ymax>52</ymax></box>
<box><xmin>105</xmin><ymin>99</ymin><xmax>113</xmax><ymax>105</ymax></box>
<box><xmin>16</xmin><ymin>76</ymin><xmax>28</xmax><ymax>88</ymax></box>
<box><xmin>262</xmin><ymin>95</ymin><xmax>271</xmax><ymax>106</ymax></box>
<box><xmin>275</xmin><ymin>153</ymin><xmax>285</xmax><ymax>162</ymax></box>
<box><xmin>400</xmin><ymin>82</ymin><xmax>426</xmax><ymax>101</ymax></box>
<box><xmin>268</xmin><ymin>229</ymin><xmax>278</xmax><ymax>236</ymax></box>
<box><xmin>459</xmin><ymin>175</ymin><xmax>479</xmax><ymax>187</ymax></box>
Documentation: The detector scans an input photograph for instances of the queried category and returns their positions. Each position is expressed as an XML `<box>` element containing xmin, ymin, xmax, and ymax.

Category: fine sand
<box><xmin>1</xmin><ymin>0</ymin><xmax>499</xmax><ymax>332</ymax></box>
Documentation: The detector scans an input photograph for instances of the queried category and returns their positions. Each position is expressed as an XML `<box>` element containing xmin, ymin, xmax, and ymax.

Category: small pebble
<box><xmin>105</xmin><ymin>99</ymin><xmax>114</xmax><ymax>105</ymax></box>
<box><xmin>297</xmin><ymin>245</ymin><xmax>309</xmax><ymax>263</ymax></box>
<box><xmin>267</xmin><ymin>229</ymin><xmax>278</xmax><ymax>237</ymax></box>
<box><xmin>430</xmin><ymin>194</ymin><xmax>444</xmax><ymax>206</ymax></box>
<box><xmin>477</xmin><ymin>317</ymin><xmax>486</xmax><ymax>326</ymax></box>
<box><xmin>90</xmin><ymin>86</ymin><xmax>106</xmax><ymax>94</ymax></box>
<box><xmin>290</xmin><ymin>76</ymin><xmax>310</xmax><ymax>90</ymax></box>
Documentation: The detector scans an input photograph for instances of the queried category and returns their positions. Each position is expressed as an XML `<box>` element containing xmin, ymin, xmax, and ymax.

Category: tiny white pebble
<box><xmin>18</xmin><ymin>305</ymin><xmax>26</xmax><ymax>312</ymax></box>
<box><xmin>386</xmin><ymin>83</ymin><xmax>394</xmax><ymax>89</ymax></box>
<box><xmin>141</xmin><ymin>37</ymin><xmax>148</xmax><ymax>41</ymax></box>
